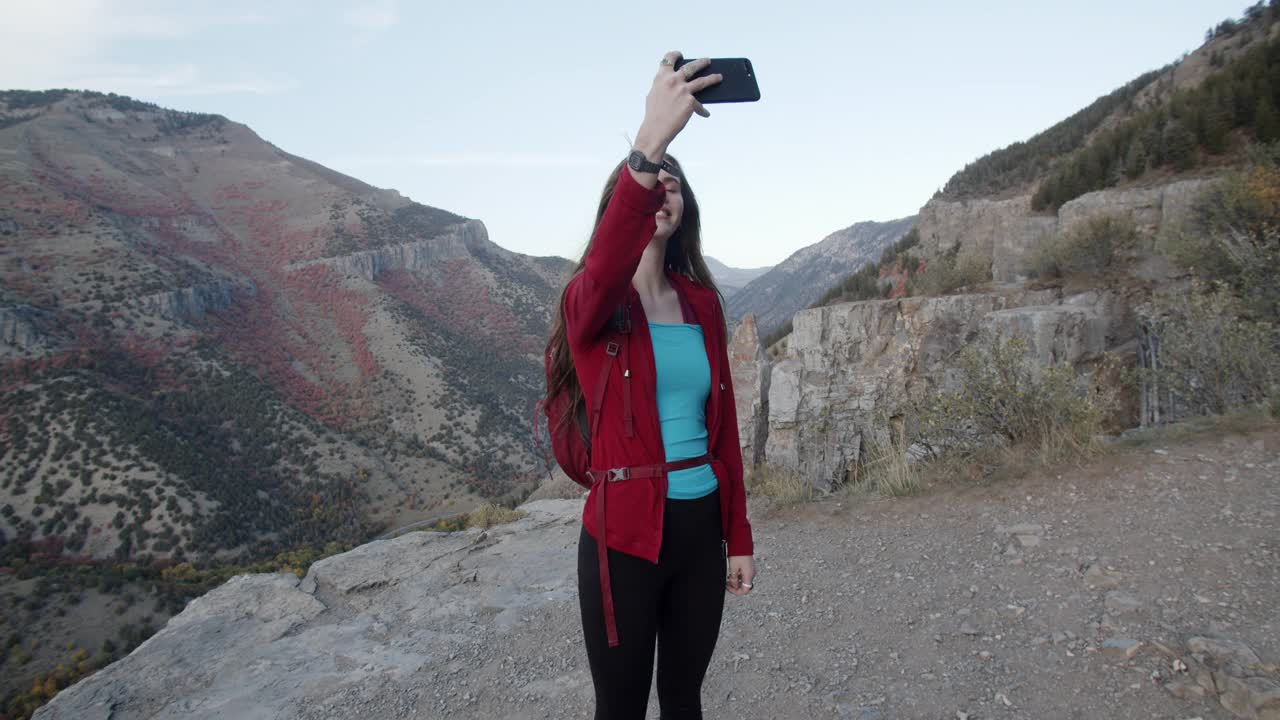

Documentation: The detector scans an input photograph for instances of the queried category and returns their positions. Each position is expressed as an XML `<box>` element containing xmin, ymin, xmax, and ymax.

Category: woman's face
<box><xmin>653</xmin><ymin>168</ymin><xmax>684</xmax><ymax>241</ymax></box>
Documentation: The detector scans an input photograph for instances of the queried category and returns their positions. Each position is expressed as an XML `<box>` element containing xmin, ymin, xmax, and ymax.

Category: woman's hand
<box><xmin>725</xmin><ymin>555</ymin><xmax>756</xmax><ymax>596</ymax></box>
<box><xmin>630</xmin><ymin>51</ymin><xmax>723</xmax><ymax>184</ymax></box>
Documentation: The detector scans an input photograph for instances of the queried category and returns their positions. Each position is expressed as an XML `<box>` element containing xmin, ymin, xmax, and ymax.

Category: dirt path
<box><xmin>296</xmin><ymin>425</ymin><xmax>1279</xmax><ymax>719</ymax></box>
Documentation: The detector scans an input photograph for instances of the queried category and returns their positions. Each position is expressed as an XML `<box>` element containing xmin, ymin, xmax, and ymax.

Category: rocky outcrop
<box><xmin>915</xmin><ymin>194</ymin><xmax>1055</xmax><ymax>285</ymax></box>
<box><xmin>729</xmin><ymin>314</ymin><xmax>770</xmax><ymax>467</ymax></box>
<box><xmin>135</xmin><ymin>278</ymin><xmax>249</xmax><ymax>322</ymax></box>
<box><xmin>285</xmin><ymin>219</ymin><xmax>492</xmax><ymax>281</ymax></box>
<box><xmin>982</xmin><ymin>304</ymin><xmax>1108</xmax><ymax>368</ymax></box>
<box><xmin>761</xmin><ymin>287</ymin><xmax>1129</xmax><ymax>488</ymax></box>
<box><xmin>915</xmin><ymin>179</ymin><xmax>1215</xmax><ymax>284</ymax></box>
<box><xmin>33</xmin><ymin>499</ymin><xmax>583</xmax><ymax>720</ymax></box>
<box><xmin>1171</xmin><ymin>636</ymin><xmax>1280</xmax><ymax>720</ymax></box>
<box><xmin>0</xmin><ymin>304</ymin><xmax>56</xmax><ymax>356</ymax></box>
<box><xmin>726</xmin><ymin>215</ymin><xmax>916</xmax><ymax>338</ymax></box>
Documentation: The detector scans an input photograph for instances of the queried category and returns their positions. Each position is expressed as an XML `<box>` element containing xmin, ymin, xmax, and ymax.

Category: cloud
<box><xmin>0</xmin><ymin>3</ymin><xmax>285</xmax><ymax>98</ymax></box>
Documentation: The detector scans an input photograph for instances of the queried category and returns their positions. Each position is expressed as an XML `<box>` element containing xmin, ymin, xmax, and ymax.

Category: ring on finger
<box><xmin>660</xmin><ymin>57</ymin><xmax>675</xmax><ymax>66</ymax></box>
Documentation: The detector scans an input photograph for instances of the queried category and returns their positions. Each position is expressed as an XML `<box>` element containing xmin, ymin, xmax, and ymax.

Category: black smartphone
<box><xmin>673</xmin><ymin>57</ymin><xmax>761</xmax><ymax>104</ymax></box>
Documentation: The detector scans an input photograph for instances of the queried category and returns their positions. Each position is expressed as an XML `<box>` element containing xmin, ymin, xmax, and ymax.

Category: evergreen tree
<box><xmin>1164</xmin><ymin>121</ymin><xmax>1198</xmax><ymax>170</ymax></box>
<box><xmin>1255</xmin><ymin>94</ymin><xmax>1280</xmax><ymax>141</ymax></box>
<box><xmin>1124</xmin><ymin>137</ymin><xmax>1149</xmax><ymax>179</ymax></box>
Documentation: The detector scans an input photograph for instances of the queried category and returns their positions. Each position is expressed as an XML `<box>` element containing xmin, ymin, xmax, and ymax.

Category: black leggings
<box><xmin>578</xmin><ymin>488</ymin><xmax>726</xmax><ymax>720</ymax></box>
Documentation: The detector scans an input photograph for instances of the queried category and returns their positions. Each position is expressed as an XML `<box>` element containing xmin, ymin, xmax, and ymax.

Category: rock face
<box><xmin>914</xmin><ymin>179</ymin><xmax>1214</xmax><ymax>283</ymax></box>
<box><xmin>33</xmin><ymin>500</ymin><xmax>584</xmax><ymax>720</ymax></box>
<box><xmin>729</xmin><ymin>314</ymin><xmax>770</xmax><ymax>467</ymax></box>
<box><xmin>726</xmin><ymin>215</ymin><xmax>916</xmax><ymax>339</ymax></box>
<box><xmin>0</xmin><ymin>304</ymin><xmax>57</xmax><ymax>357</ymax></box>
<box><xmin>284</xmin><ymin>219</ymin><xmax>493</xmax><ymax>282</ymax></box>
<box><xmin>136</xmin><ymin>277</ymin><xmax>250</xmax><ymax>321</ymax></box>
<box><xmin>761</xmin><ymin>287</ymin><xmax>1128</xmax><ymax>488</ymax></box>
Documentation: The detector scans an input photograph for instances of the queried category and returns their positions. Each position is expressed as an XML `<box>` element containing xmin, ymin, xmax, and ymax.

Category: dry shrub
<box><xmin>913</xmin><ymin>328</ymin><xmax>1115</xmax><ymax>470</ymax></box>
<box><xmin>465</xmin><ymin>502</ymin><xmax>527</xmax><ymax>529</ymax></box>
<box><xmin>526</xmin><ymin>469</ymin><xmax>586</xmax><ymax>501</ymax></box>
<box><xmin>1160</xmin><ymin>154</ymin><xmax>1280</xmax><ymax>319</ymax></box>
<box><xmin>859</xmin><ymin>434</ymin><xmax>921</xmax><ymax>497</ymax></box>
<box><xmin>910</xmin><ymin>244</ymin><xmax>992</xmax><ymax>297</ymax></box>
<box><xmin>1026</xmin><ymin>214</ymin><xmax>1138</xmax><ymax>279</ymax></box>
<box><xmin>1140</xmin><ymin>288</ymin><xmax>1278</xmax><ymax>419</ymax></box>
<box><xmin>746</xmin><ymin>464</ymin><xmax>813</xmax><ymax>506</ymax></box>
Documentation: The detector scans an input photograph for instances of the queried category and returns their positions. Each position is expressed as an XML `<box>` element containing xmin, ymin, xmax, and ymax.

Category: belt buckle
<box><xmin>605</xmin><ymin>341</ymin><xmax>620</xmax><ymax>356</ymax></box>
<box><xmin>607</xmin><ymin>467</ymin><xmax>629</xmax><ymax>482</ymax></box>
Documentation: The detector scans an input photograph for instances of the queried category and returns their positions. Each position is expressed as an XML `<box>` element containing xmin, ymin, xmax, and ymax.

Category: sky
<box><xmin>0</xmin><ymin>0</ymin><xmax>1251</xmax><ymax>268</ymax></box>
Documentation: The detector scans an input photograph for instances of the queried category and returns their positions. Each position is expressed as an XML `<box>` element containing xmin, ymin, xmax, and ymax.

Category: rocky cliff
<box><xmin>914</xmin><ymin>178</ymin><xmax>1214</xmax><ymax>283</ymax></box>
<box><xmin>746</xmin><ymin>287</ymin><xmax>1132</xmax><ymax>488</ymax></box>
<box><xmin>284</xmin><ymin>219</ymin><xmax>493</xmax><ymax>282</ymax></box>
<box><xmin>31</xmin><ymin>499</ymin><xmax>586</xmax><ymax>720</ymax></box>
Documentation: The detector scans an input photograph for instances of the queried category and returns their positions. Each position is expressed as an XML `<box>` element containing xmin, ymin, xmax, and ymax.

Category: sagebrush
<box><xmin>1026</xmin><ymin>214</ymin><xmax>1138</xmax><ymax>279</ymax></box>
<box><xmin>912</xmin><ymin>328</ymin><xmax>1115</xmax><ymax>466</ymax></box>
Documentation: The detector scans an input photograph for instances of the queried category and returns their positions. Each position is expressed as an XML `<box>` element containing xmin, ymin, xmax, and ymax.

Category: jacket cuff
<box><xmin>613</xmin><ymin>162</ymin><xmax>666</xmax><ymax>214</ymax></box>
<box><xmin>727</xmin><ymin>532</ymin><xmax>753</xmax><ymax>557</ymax></box>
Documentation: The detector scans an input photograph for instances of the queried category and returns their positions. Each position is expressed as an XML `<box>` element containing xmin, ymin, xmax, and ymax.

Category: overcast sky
<box><xmin>0</xmin><ymin>0</ymin><xmax>1249</xmax><ymax>267</ymax></box>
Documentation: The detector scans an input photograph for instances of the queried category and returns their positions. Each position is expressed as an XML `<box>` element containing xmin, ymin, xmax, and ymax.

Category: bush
<box><xmin>1161</xmin><ymin>155</ymin><xmax>1280</xmax><ymax>319</ymax></box>
<box><xmin>913</xmin><ymin>328</ymin><xmax>1115</xmax><ymax>465</ymax></box>
<box><xmin>910</xmin><ymin>245</ymin><xmax>993</xmax><ymax>297</ymax></box>
<box><xmin>1140</xmin><ymin>288</ymin><xmax>1278</xmax><ymax>419</ymax></box>
<box><xmin>1027</xmin><ymin>215</ymin><xmax>1138</xmax><ymax>278</ymax></box>
<box><xmin>465</xmin><ymin>503</ymin><xmax>526</xmax><ymax>529</ymax></box>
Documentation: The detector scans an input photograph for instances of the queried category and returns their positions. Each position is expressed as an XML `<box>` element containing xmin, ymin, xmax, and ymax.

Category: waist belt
<box><xmin>588</xmin><ymin>452</ymin><xmax>713</xmax><ymax>648</ymax></box>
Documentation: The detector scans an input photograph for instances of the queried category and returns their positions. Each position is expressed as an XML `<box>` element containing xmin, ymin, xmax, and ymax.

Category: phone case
<box><xmin>673</xmin><ymin>57</ymin><xmax>761</xmax><ymax>104</ymax></box>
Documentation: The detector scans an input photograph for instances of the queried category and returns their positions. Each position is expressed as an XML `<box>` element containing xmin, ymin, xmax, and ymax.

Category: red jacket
<box><xmin>563</xmin><ymin>166</ymin><xmax>754</xmax><ymax>580</ymax></box>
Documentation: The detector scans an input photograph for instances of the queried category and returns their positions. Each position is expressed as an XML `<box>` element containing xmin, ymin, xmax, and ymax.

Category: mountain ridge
<box><xmin>725</xmin><ymin>215</ymin><xmax>917</xmax><ymax>338</ymax></box>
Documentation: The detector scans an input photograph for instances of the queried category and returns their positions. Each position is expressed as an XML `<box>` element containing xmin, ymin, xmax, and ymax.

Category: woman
<box><xmin>542</xmin><ymin>51</ymin><xmax>757</xmax><ymax>719</ymax></box>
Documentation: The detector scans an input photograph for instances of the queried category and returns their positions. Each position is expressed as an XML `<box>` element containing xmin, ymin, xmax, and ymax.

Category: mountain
<box><xmin>703</xmin><ymin>256</ymin><xmax>772</xmax><ymax>298</ymax></box>
<box><xmin>725</xmin><ymin>216</ymin><xmax>916</xmax><ymax>338</ymax></box>
<box><xmin>0</xmin><ymin>89</ymin><xmax>572</xmax><ymax>568</ymax></box>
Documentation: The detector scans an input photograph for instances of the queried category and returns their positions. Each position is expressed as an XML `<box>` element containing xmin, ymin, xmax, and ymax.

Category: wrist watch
<box><xmin>627</xmin><ymin>149</ymin><xmax>675</xmax><ymax>176</ymax></box>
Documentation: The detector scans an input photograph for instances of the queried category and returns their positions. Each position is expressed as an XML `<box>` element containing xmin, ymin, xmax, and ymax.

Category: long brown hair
<box><xmin>543</xmin><ymin>154</ymin><xmax>723</xmax><ymax>437</ymax></box>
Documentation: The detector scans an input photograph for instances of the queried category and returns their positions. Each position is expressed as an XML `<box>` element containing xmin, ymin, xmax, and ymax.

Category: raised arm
<box><xmin>563</xmin><ymin>51</ymin><xmax>722</xmax><ymax>351</ymax></box>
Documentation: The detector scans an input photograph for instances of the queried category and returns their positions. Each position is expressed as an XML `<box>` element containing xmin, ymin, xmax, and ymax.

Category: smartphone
<box><xmin>673</xmin><ymin>57</ymin><xmax>761</xmax><ymax>104</ymax></box>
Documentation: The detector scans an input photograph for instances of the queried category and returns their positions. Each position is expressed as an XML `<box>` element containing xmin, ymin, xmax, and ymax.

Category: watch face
<box><xmin>628</xmin><ymin>150</ymin><xmax>658</xmax><ymax>174</ymax></box>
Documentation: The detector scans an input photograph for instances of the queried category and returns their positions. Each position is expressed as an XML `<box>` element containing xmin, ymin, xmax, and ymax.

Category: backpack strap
<box><xmin>589</xmin><ymin>340</ymin><xmax>619</xmax><ymax>440</ymax></box>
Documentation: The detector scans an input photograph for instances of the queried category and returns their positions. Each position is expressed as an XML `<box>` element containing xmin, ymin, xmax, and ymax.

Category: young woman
<box><xmin>542</xmin><ymin>51</ymin><xmax>757</xmax><ymax>719</ymax></box>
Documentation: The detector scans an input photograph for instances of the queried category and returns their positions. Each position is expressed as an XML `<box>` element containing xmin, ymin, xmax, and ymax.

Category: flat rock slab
<box><xmin>33</xmin><ymin>500</ymin><xmax>584</xmax><ymax>720</ymax></box>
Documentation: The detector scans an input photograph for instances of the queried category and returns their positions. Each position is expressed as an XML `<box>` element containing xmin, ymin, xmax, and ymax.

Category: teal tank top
<box><xmin>648</xmin><ymin>322</ymin><xmax>718</xmax><ymax>500</ymax></box>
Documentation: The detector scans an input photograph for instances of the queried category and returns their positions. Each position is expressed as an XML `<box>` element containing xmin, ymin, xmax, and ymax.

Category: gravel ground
<box><xmin>295</xmin><ymin>426</ymin><xmax>1279</xmax><ymax>720</ymax></box>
